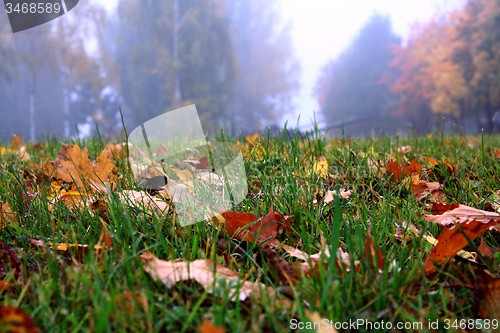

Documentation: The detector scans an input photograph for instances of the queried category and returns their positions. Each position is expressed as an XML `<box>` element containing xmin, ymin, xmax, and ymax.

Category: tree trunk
<box><xmin>62</xmin><ymin>68</ymin><xmax>70</xmax><ymax>137</ymax></box>
<box><xmin>29</xmin><ymin>70</ymin><xmax>35</xmax><ymax>142</ymax></box>
<box><xmin>173</xmin><ymin>0</ymin><xmax>182</xmax><ymax>106</ymax></box>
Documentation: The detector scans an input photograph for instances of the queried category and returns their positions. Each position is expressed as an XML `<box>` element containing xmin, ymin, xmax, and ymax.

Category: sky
<box><xmin>95</xmin><ymin>0</ymin><xmax>464</xmax><ymax>130</ymax></box>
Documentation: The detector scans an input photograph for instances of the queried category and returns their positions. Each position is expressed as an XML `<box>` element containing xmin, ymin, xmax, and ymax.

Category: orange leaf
<box><xmin>219</xmin><ymin>206</ymin><xmax>290</xmax><ymax>247</ymax></box>
<box><xmin>386</xmin><ymin>161</ymin><xmax>403</xmax><ymax>179</ymax></box>
<box><xmin>424</xmin><ymin>218</ymin><xmax>500</xmax><ymax>274</ymax></box>
<box><xmin>411</xmin><ymin>182</ymin><xmax>444</xmax><ymax>202</ymax></box>
<box><xmin>198</xmin><ymin>318</ymin><xmax>226</xmax><ymax>333</ymax></box>
<box><xmin>52</xmin><ymin>143</ymin><xmax>116</xmax><ymax>189</ymax></box>
<box><xmin>0</xmin><ymin>306</ymin><xmax>40</xmax><ymax>333</ymax></box>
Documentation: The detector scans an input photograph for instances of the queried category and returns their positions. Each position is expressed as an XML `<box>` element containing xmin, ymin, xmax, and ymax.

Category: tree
<box><xmin>452</xmin><ymin>0</ymin><xmax>500</xmax><ymax>131</ymax></box>
<box><xmin>316</xmin><ymin>13</ymin><xmax>401</xmax><ymax>135</ymax></box>
<box><xmin>386</xmin><ymin>19</ymin><xmax>471</xmax><ymax>131</ymax></box>
<box><xmin>115</xmin><ymin>0</ymin><xmax>238</xmax><ymax>132</ymax></box>
<box><xmin>54</xmin><ymin>1</ymin><xmax>117</xmax><ymax>137</ymax></box>
<box><xmin>226</xmin><ymin>0</ymin><xmax>300</xmax><ymax>132</ymax></box>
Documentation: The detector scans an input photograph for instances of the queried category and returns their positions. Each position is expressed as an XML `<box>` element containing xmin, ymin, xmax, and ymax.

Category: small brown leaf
<box><xmin>411</xmin><ymin>182</ymin><xmax>444</xmax><ymax>202</ymax></box>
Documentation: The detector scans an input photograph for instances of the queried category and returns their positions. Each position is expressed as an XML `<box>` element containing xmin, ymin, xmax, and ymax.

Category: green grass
<box><xmin>0</xmin><ymin>128</ymin><xmax>499</xmax><ymax>333</ymax></box>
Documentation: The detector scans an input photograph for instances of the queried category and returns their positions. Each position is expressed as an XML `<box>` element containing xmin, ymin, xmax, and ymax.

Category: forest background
<box><xmin>0</xmin><ymin>0</ymin><xmax>499</xmax><ymax>141</ymax></box>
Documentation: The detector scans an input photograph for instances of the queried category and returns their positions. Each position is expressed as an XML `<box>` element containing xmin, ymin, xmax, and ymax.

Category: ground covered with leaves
<box><xmin>0</xmin><ymin>130</ymin><xmax>499</xmax><ymax>333</ymax></box>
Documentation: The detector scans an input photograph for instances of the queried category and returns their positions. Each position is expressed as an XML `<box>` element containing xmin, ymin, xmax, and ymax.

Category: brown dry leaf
<box><xmin>411</xmin><ymin>182</ymin><xmax>444</xmax><ymax>202</ymax></box>
<box><xmin>386</xmin><ymin>161</ymin><xmax>403</xmax><ymax>179</ymax></box>
<box><xmin>52</xmin><ymin>143</ymin><xmax>116</xmax><ymax>190</ymax></box>
<box><xmin>475</xmin><ymin>269</ymin><xmax>500</xmax><ymax>320</ymax></box>
<box><xmin>477</xmin><ymin>238</ymin><xmax>499</xmax><ymax>260</ymax></box>
<box><xmin>31</xmin><ymin>234</ymin><xmax>112</xmax><ymax>265</ymax></box>
<box><xmin>397</xmin><ymin>145</ymin><xmax>411</xmax><ymax>154</ymax></box>
<box><xmin>0</xmin><ymin>306</ymin><xmax>41</xmax><ymax>333</ymax></box>
<box><xmin>423</xmin><ymin>156</ymin><xmax>458</xmax><ymax>175</ymax></box>
<box><xmin>0</xmin><ymin>279</ymin><xmax>10</xmax><ymax>292</ymax></box>
<box><xmin>58</xmin><ymin>191</ymin><xmax>96</xmax><ymax>210</ymax></box>
<box><xmin>103</xmin><ymin>143</ymin><xmax>126</xmax><ymax>162</ymax></box>
<box><xmin>117</xmin><ymin>190</ymin><xmax>170</xmax><ymax>214</ymax></box>
<box><xmin>0</xmin><ymin>203</ymin><xmax>15</xmax><ymax>229</ymax></box>
<box><xmin>424</xmin><ymin>218</ymin><xmax>500</xmax><ymax>275</ymax></box>
<box><xmin>10</xmin><ymin>135</ymin><xmax>24</xmax><ymax>150</ymax></box>
<box><xmin>261</xmin><ymin>246</ymin><xmax>296</xmax><ymax>286</ymax></box>
<box><xmin>217</xmin><ymin>206</ymin><xmax>291</xmax><ymax>247</ymax></box>
<box><xmin>304</xmin><ymin>311</ymin><xmax>338</xmax><ymax>333</ymax></box>
<box><xmin>140</xmin><ymin>252</ymin><xmax>280</xmax><ymax>302</ymax></box>
<box><xmin>114</xmin><ymin>291</ymin><xmax>149</xmax><ymax>316</ymax></box>
<box><xmin>324</xmin><ymin>189</ymin><xmax>352</xmax><ymax>205</ymax></box>
<box><xmin>198</xmin><ymin>318</ymin><xmax>226</xmax><ymax>333</ymax></box>
<box><xmin>421</xmin><ymin>204</ymin><xmax>500</xmax><ymax>227</ymax></box>
<box><xmin>403</xmin><ymin>160</ymin><xmax>423</xmax><ymax>175</ymax></box>
<box><xmin>363</xmin><ymin>231</ymin><xmax>385</xmax><ymax>277</ymax></box>
<box><xmin>430</xmin><ymin>202</ymin><xmax>460</xmax><ymax>215</ymax></box>
<box><xmin>494</xmin><ymin>147</ymin><xmax>500</xmax><ymax>159</ymax></box>
<box><xmin>386</xmin><ymin>160</ymin><xmax>423</xmax><ymax>180</ymax></box>
<box><xmin>0</xmin><ymin>240</ymin><xmax>20</xmax><ymax>280</ymax></box>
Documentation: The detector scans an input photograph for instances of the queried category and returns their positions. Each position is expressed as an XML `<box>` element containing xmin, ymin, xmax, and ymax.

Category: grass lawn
<box><xmin>0</xmin><ymin>127</ymin><xmax>499</xmax><ymax>333</ymax></box>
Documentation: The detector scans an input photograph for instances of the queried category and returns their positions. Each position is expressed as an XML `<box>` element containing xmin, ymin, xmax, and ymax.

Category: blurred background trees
<box><xmin>1</xmin><ymin>0</ymin><xmax>500</xmax><ymax>141</ymax></box>
<box><xmin>316</xmin><ymin>13</ymin><xmax>401</xmax><ymax>136</ymax></box>
<box><xmin>317</xmin><ymin>0</ymin><xmax>500</xmax><ymax>135</ymax></box>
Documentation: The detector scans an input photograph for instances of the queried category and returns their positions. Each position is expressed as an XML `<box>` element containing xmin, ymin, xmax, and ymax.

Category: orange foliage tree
<box><xmin>385</xmin><ymin>0</ymin><xmax>500</xmax><ymax>132</ymax></box>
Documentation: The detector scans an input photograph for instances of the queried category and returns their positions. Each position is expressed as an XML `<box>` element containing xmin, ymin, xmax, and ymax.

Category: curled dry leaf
<box><xmin>0</xmin><ymin>306</ymin><xmax>41</xmax><ymax>333</ymax></box>
<box><xmin>421</xmin><ymin>204</ymin><xmax>500</xmax><ymax>227</ymax></box>
<box><xmin>52</xmin><ymin>143</ymin><xmax>116</xmax><ymax>190</ymax></box>
<box><xmin>198</xmin><ymin>318</ymin><xmax>226</xmax><ymax>333</ymax></box>
<box><xmin>411</xmin><ymin>182</ymin><xmax>444</xmax><ymax>202</ymax></box>
<box><xmin>140</xmin><ymin>252</ymin><xmax>281</xmax><ymax>303</ymax></box>
<box><xmin>424</xmin><ymin>218</ymin><xmax>500</xmax><ymax>275</ymax></box>
<box><xmin>397</xmin><ymin>145</ymin><xmax>411</xmax><ymax>154</ymax></box>
<box><xmin>323</xmin><ymin>189</ymin><xmax>352</xmax><ymax>205</ymax></box>
<box><xmin>117</xmin><ymin>190</ymin><xmax>170</xmax><ymax>214</ymax></box>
